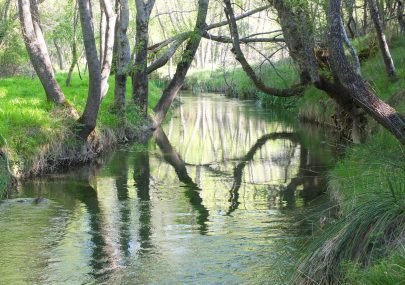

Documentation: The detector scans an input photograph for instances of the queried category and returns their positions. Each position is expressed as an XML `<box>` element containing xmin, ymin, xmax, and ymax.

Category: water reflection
<box><xmin>154</xmin><ymin>127</ymin><xmax>209</xmax><ymax>234</ymax></box>
<box><xmin>1</xmin><ymin>93</ymin><xmax>335</xmax><ymax>284</ymax></box>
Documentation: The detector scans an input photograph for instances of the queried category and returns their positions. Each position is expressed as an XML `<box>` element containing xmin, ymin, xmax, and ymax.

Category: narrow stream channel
<box><xmin>0</xmin><ymin>92</ymin><xmax>336</xmax><ymax>284</ymax></box>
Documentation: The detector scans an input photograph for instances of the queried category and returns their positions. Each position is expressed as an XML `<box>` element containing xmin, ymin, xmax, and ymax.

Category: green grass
<box><xmin>345</xmin><ymin>250</ymin><xmax>405</xmax><ymax>285</ymax></box>
<box><xmin>185</xmin><ymin>58</ymin><xmax>299</xmax><ymax>104</ymax></box>
<box><xmin>295</xmin><ymin>170</ymin><xmax>405</xmax><ymax>283</ymax></box>
<box><xmin>0</xmin><ymin>73</ymin><xmax>161</xmax><ymax>159</ymax></box>
<box><xmin>0</xmin><ymin>73</ymin><xmax>162</xmax><ymax>197</ymax></box>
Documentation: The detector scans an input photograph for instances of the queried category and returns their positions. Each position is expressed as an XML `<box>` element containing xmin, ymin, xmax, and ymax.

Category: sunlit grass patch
<box><xmin>0</xmin><ymin>72</ymin><xmax>161</xmax><ymax>161</ymax></box>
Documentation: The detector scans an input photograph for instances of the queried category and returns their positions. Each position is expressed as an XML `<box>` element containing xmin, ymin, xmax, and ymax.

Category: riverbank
<box><xmin>0</xmin><ymin>73</ymin><xmax>162</xmax><ymax>197</ymax></box>
<box><xmin>186</xmin><ymin>39</ymin><xmax>405</xmax><ymax>283</ymax></box>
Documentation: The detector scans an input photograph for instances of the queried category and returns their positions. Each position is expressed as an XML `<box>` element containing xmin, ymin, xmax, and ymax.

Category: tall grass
<box><xmin>295</xmin><ymin>176</ymin><xmax>405</xmax><ymax>284</ymax></box>
<box><xmin>294</xmin><ymin>129</ymin><xmax>405</xmax><ymax>284</ymax></box>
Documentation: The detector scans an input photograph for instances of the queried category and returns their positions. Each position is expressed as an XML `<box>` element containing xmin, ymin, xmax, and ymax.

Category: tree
<box><xmin>369</xmin><ymin>0</ymin><xmax>396</xmax><ymax>77</ymax></box>
<box><xmin>17</xmin><ymin>0</ymin><xmax>67</xmax><ymax>105</ymax></box>
<box><xmin>329</xmin><ymin>0</ymin><xmax>405</xmax><ymax>144</ymax></box>
<box><xmin>114</xmin><ymin>0</ymin><xmax>130</xmax><ymax>112</ymax></box>
<box><xmin>77</xmin><ymin>0</ymin><xmax>102</xmax><ymax>139</ymax></box>
<box><xmin>132</xmin><ymin>0</ymin><xmax>155</xmax><ymax>115</ymax></box>
<box><xmin>66</xmin><ymin>0</ymin><xmax>80</xmax><ymax>86</ymax></box>
<box><xmin>223</xmin><ymin>0</ymin><xmax>303</xmax><ymax>97</ymax></box>
<box><xmin>152</xmin><ymin>0</ymin><xmax>210</xmax><ymax>127</ymax></box>
<box><xmin>100</xmin><ymin>0</ymin><xmax>117</xmax><ymax>98</ymax></box>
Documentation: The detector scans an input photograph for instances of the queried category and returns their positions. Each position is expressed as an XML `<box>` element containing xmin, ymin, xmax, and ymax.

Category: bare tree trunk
<box><xmin>363</xmin><ymin>0</ymin><xmax>368</xmax><ymax>35</ymax></box>
<box><xmin>100</xmin><ymin>0</ymin><xmax>117</xmax><ymax>98</ymax></box>
<box><xmin>369</xmin><ymin>0</ymin><xmax>396</xmax><ymax>77</ymax></box>
<box><xmin>329</xmin><ymin>0</ymin><xmax>405</xmax><ymax>144</ymax></box>
<box><xmin>53</xmin><ymin>38</ymin><xmax>66</xmax><ymax>70</ymax></box>
<box><xmin>132</xmin><ymin>0</ymin><xmax>155</xmax><ymax>115</ymax></box>
<box><xmin>66</xmin><ymin>0</ymin><xmax>79</xmax><ymax>87</ymax></box>
<box><xmin>99</xmin><ymin>4</ymin><xmax>106</xmax><ymax>64</ymax></box>
<box><xmin>114</xmin><ymin>0</ymin><xmax>130</xmax><ymax>112</ymax></box>
<box><xmin>153</xmin><ymin>0</ymin><xmax>210</xmax><ymax>128</ymax></box>
<box><xmin>17</xmin><ymin>0</ymin><xmax>67</xmax><ymax>104</ymax></box>
<box><xmin>77</xmin><ymin>0</ymin><xmax>102</xmax><ymax>139</ymax></box>
<box><xmin>271</xmin><ymin>0</ymin><xmax>318</xmax><ymax>85</ymax></box>
<box><xmin>397</xmin><ymin>0</ymin><xmax>405</xmax><ymax>35</ymax></box>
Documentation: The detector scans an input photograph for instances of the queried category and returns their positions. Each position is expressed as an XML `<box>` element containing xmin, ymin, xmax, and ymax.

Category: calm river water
<box><xmin>0</xmin><ymin>93</ymin><xmax>335</xmax><ymax>284</ymax></box>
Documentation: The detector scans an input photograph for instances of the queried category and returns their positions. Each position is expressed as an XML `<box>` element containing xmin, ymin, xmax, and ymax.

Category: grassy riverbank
<box><xmin>0</xmin><ymin>73</ymin><xmax>161</xmax><ymax>196</ymax></box>
<box><xmin>187</xmin><ymin>39</ymin><xmax>405</xmax><ymax>284</ymax></box>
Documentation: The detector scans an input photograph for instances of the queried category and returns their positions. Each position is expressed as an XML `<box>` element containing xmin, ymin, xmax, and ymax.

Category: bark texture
<box><xmin>66</xmin><ymin>0</ymin><xmax>79</xmax><ymax>86</ymax></box>
<box><xmin>369</xmin><ymin>0</ymin><xmax>396</xmax><ymax>77</ymax></box>
<box><xmin>77</xmin><ymin>0</ymin><xmax>102</xmax><ymax>139</ymax></box>
<box><xmin>100</xmin><ymin>0</ymin><xmax>117</xmax><ymax>98</ymax></box>
<box><xmin>114</xmin><ymin>0</ymin><xmax>130</xmax><ymax>112</ymax></box>
<box><xmin>329</xmin><ymin>0</ymin><xmax>405</xmax><ymax>144</ymax></box>
<box><xmin>132</xmin><ymin>0</ymin><xmax>155</xmax><ymax>115</ymax></box>
<box><xmin>153</xmin><ymin>0</ymin><xmax>209</xmax><ymax>127</ymax></box>
<box><xmin>271</xmin><ymin>0</ymin><xmax>319</xmax><ymax>84</ymax></box>
<box><xmin>18</xmin><ymin>0</ymin><xmax>66</xmax><ymax>104</ymax></box>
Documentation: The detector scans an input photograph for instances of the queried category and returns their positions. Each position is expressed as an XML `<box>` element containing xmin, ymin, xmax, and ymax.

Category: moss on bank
<box><xmin>0</xmin><ymin>73</ymin><xmax>161</xmax><ymax>196</ymax></box>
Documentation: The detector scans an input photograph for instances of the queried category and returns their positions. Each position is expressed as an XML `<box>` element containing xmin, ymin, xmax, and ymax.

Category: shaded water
<box><xmin>1</xmin><ymin>93</ymin><xmax>335</xmax><ymax>284</ymax></box>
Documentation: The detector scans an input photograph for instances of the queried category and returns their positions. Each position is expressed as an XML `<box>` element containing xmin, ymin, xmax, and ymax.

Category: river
<box><xmin>0</xmin><ymin>92</ymin><xmax>335</xmax><ymax>284</ymax></box>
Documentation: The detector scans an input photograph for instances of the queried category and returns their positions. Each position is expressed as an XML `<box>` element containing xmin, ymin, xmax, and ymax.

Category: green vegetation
<box><xmin>296</xmin><ymin>130</ymin><xmax>405</xmax><ymax>283</ymax></box>
<box><xmin>185</xmin><ymin>59</ymin><xmax>298</xmax><ymax>103</ymax></box>
<box><xmin>187</xmin><ymin>37</ymin><xmax>405</xmax><ymax>284</ymax></box>
<box><xmin>186</xmin><ymin>38</ymin><xmax>405</xmax><ymax>120</ymax></box>
<box><xmin>0</xmin><ymin>73</ymin><xmax>161</xmax><ymax>196</ymax></box>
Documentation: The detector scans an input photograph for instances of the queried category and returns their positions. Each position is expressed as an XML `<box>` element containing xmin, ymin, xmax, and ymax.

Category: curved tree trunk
<box><xmin>132</xmin><ymin>0</ymin><xmax>155</xmax><ymax>115</ymax></box>
<box><xmin>153</xmin><ymin>0</ymin><xmax>210</xmax><ymax>128</ymax></box>
<box><xmin>369</xmin><ymin>0</ymin><xmax>396</xmax><ymax>77</ymax></box>
<box><xmin>77</xmin><ymin>0</ymin><xmax>102</xmax><ymax>139</ymax></box>
<box><xmin>114</xmin><ymin>0</ymin><xmax>130</xmax><ymax>112</ymax></box>
<box><xmin>329</xmin><ymin>0</ymin><xmax>405</xmax><ymax>144</ymax></box>
<box><xmin>18</xmin><ymin>0</ymin><xmax>67</xmax><ymax>104</ymax></box>
<box><xmin>224</xmin><ymin>0</ymin><xmax>304</xmax><ymax>96</ymax></box>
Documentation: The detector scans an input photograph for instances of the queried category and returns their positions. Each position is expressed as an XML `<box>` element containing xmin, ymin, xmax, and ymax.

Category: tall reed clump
<box><xmin>294</xmin><ymin>131</ymin><xmax>405</xmax><ymax>284</ymax></box>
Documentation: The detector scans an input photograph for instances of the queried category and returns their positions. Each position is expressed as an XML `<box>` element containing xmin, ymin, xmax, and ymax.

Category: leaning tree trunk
<box><xmin>222</xmin><ymin>0</ymin><xmax>305</xmax><ymax>97</ymax></box>
<box><xmin>114</xmin><ymin>0</ymin><xmax>130</xmax><ymax>112</ymax></box>
<box><xmin>18</xmin><ymin>0</ymin><xmax>67</xmax><ymax>104</ymax></box>
<box><xmin>132</xmin><ymin>0</ymin><xmax>155</xmax><ymax>115</ymax></box>
<box><xmin>369</xmin><ymin>0</ymin><xmax>396</xmax><ymax>77</ymax></box>
<box><xmin>152</xmin><ymin>0</ymin><xmax>210</xmax><ymax>128</ymax></box>
<box><xmin>77</xmin><ymin>0</ymin><xmax>102</xmax><ymax>139</ymax></box>
<box><xmin>329</xmin><ymin>0</ymin><xmax>405</xmax><ymax>144</ymax></box>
